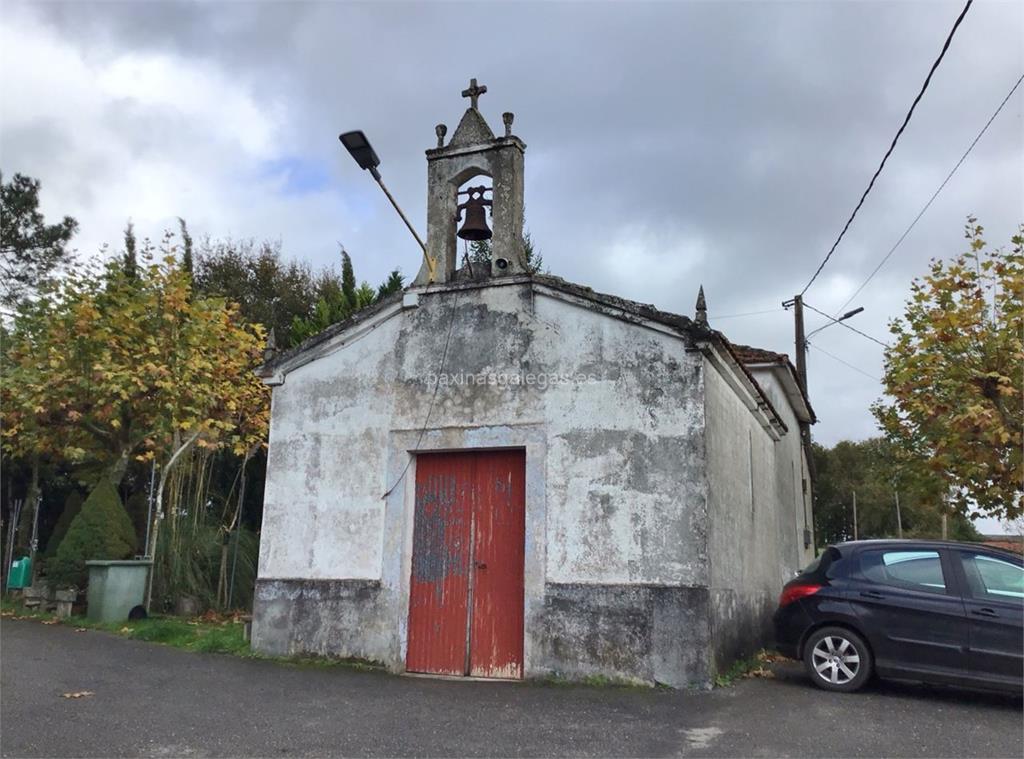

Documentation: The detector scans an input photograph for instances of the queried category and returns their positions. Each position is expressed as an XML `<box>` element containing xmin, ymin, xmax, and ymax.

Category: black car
<box><xmin>774</xmin><ymin>539</ymin><xmax>1023</xmax><ymax>693</ymax></box>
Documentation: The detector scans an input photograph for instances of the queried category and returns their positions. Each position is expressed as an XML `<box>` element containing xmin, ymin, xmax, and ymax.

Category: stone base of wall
<box><xmin>252</xmin><ymin>579</ymin><xmax>394</xmax><ymax>664</ymax></box>
<box><xmin>253</xmin><ymin>579</ymin><xmax>724</xmax><ymax>688</ymax></box>
<box><xmin>708</xmin><ymin>588</ymin><xmax>775</xmax><ymax>675</ymax></box>
<box><xmin>533</xmin><ymin>583</ymin><xmax>712</xmax><ymax>689</ymax></box>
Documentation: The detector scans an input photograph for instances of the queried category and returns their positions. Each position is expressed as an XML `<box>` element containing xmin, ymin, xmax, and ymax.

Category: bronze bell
<box><xmin>456</xmin><ymin>186</ymin><xmax>493</xmax><ymax>241</ymax></box>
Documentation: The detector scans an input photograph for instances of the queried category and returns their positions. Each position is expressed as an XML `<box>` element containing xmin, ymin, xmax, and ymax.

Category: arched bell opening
<box><xmin>453</xmin><ymin>174</ymin><xmax>494</xmax><ymax>280</ymax></box>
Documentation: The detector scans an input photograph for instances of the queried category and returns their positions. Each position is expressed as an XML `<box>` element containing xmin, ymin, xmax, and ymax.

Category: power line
<box><xmin>836</xmin><ymin>72</ymin><xmax>1024</xmax><ymax>315</ymax></box>
<box><xmin>803</xmin><ymin>302</ymin><xmax>890</xmax><ymax>348</ymax></box>
<box><xmin>712</xmin><ymin>307</ymin><xmax>782</xmax><ymax>319</ymax></box>
<box><xmin>807</xmin><ymin>341</ymin><xmax>881</xmax><ymax>382</ymax></box>
<box><xmin>800</xmin><ymin>0</ymin><xmax>974</xmax><ymax>297</ymax></box>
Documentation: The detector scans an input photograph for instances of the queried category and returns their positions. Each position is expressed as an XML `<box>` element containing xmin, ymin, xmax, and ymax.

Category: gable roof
<box><xmin>257</xmin><ymin>273</ymin><xmax>805</xmax><ymax>434</ymax></box>
<box><xmin>732</xmin><ymin>344</ymin><xmax>789</xmax><ymax>365</ymax></box>
<box><xmin>732</xmin><ymin>342</ymin><xmax>817</xmax><ymax>424</ymax></box>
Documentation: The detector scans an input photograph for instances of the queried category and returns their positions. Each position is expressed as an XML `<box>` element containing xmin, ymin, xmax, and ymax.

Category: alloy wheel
<box><xmin>810</xmin><ymin>635</ymin><xmax>860</xmax><ymax>685</ymax></box>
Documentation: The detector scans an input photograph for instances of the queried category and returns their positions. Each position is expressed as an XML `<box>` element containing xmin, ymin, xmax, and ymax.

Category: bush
<box><xmin>47</xmin><ymin>479</ymin><xmax>137</xmax><ymax>589</ymax></box>
<box><xmin>44</xmin><ymin>490</ymin><xmax>84</xmax><ymax>558</ymax></box>
<box><xmin>150</xmin><ymin>522</ymin><xmax>259</xmax><ymax>612</ymax></box>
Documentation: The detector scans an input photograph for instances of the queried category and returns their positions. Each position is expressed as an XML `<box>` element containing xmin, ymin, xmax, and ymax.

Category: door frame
<box><xmin>381</xmin><ymin>424</ymin><xmax>547</xmax><ymax>678</ymax></box>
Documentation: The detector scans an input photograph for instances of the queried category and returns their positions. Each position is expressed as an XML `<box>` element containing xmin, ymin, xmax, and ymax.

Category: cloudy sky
<box><xmin>2</xmin><ymin>0</ymin><xmax>1021</xmax><ymax>525</ymax></box>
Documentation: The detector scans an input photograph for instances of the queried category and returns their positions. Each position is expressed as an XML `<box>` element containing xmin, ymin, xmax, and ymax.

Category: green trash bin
<box><xmin>85</xmin><ymin>560</ymin><xmax>152</xmax><ymax>623</ymax></box>
<box><xmin>6</xmin><ymin>556</ymin><xmax>32</xmax><ymax>589</ymax></box>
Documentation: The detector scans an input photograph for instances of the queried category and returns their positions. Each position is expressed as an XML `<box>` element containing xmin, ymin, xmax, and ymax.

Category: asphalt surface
<box><xmin>1</xmin><ymin>619</ymin><xmax>1021</xmax><ymax>758</ymax></box>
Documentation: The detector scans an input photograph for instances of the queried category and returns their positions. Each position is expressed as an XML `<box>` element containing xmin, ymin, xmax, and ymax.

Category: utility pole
<box><xmin>894</xmin><ymin>489</ymin><xmax>903</xmax><ymax>538</ymax></box>
<box><xmin>852</xmin><ymin>490</ymin><xmax>859</xmax><ymax>541</ymax></box>
<box><xmin>792</xmin><ymin>295</ymin><xmax>807</xmax><ymax>392</ymax></box>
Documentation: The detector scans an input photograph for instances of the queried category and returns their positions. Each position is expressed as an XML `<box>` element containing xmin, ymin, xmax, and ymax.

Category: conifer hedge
<box><xmin>47</xmin><ymin>479</ymin><xmax>137</xmax><ymax>589</ymax></box>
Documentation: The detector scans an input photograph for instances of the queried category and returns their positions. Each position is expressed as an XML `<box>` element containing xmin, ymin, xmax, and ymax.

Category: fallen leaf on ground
<box><xmin>61</xmin><ymin>691</ymin><xmax>95</xmax><ymax>699</ymax></box>
<box><xmin>74</xmin><ymin>628</ymin><xmax>87</xmax><ymax>632</ymax></box>
<box><xmin>41</xmin><ymin>618</ymin><xmax>59</xmax><ymax>625</ymax></box>
<box><xmin>119</xmin><ymin>627</ymin><xmax>133</xmax><ymax>633</ymax></box>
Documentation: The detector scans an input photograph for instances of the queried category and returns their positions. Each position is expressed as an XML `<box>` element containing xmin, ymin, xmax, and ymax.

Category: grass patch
<box><xmin>714</xmin><ymin>649</ymin><xmax>780</xmax><ymax>687</ymax></box>
<box><xmin>0</xmin><ymin>596</ymin><xmax>378</xmax><ymax>668</ymax></box>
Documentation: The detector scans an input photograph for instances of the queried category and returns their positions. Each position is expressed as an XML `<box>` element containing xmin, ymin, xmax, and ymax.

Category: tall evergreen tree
<box><xmin>0</xmin><ymin>172</ymin><xmax>78</xmax><ymax>308</ymax></box>
<box><xmin>122</xmin><ymin>222</ymin><xmax>138</xmax><ymax>281</ymax></box>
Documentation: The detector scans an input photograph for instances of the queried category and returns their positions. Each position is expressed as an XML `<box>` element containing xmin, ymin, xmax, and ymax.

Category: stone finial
<box><xmin>461</xmin><ymin>78</ymin><xmax>487</xmax><ymax>110</ymax></box>
<box><xmin>695</xmin><ymin>285</ymin><xmax>708</xmax><ymax>326</ymax></box>
<box><xmin>263</xmin><ymin>327</ymin><xmax>278</xmax><ymax>362</ymax></box>
<box><xmin>435</xmin><ymin>123</ymin><xmax>447</xmax><ymax>148</ymax></box>
<box><xmin>502</xmin><ymin>112</ymin><xmax>514</xmax><ymax>137</ymax></box>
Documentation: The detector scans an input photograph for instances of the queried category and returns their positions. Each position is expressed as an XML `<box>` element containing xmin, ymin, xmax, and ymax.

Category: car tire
<box><xmin>802</xmin><ymin>626</ymin><xmax>873</xmax><ymax>693</ymax></box>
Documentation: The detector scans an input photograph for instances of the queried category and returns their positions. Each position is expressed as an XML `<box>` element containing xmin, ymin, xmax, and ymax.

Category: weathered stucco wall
<box><xmin>702</xmin><ymin>354</ymin><xmax>806</xmax><ymax>673</ymax></box>
<box><xmin>747</xmin><ymin>367</ymin><xmax>815</xmax><ymax>571</ymax></box>
<box><xmin>252</xmin><ymin>278</ymin><xmax>711</xmax><ymax>686</ymax></box>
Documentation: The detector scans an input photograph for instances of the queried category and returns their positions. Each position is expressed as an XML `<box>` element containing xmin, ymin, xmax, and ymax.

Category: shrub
<box><xmin>44</xmin><ymin>490</ymin><xmax>84</xmax><ymax>558</ymax></box>
<box><xmin>47</xmin><ymin>479</ymin><xmax>137</xmax><ymax>589</ymax></box>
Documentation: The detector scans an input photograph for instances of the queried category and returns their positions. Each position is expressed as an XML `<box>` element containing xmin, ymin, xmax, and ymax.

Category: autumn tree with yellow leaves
<box><xmin>873</xmin><ymin>219</ymin><xmax>1023</xmax><ymax>522</ymax></box>
<box><xmin>1</xmin><ymin>231</ymin><xmax>269</xmax><ymax>602</ymax></box>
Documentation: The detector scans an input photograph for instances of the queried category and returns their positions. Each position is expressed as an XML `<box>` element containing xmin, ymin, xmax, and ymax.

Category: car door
<box><xmin>848</xmin><ymin>547</ymin><xmax>968</xmax><ymax>677</ymax></box>
<box><xmin>955</xmin><ymin>550</ymin><xmax>1024</xmax><ymax>688</ymax></box>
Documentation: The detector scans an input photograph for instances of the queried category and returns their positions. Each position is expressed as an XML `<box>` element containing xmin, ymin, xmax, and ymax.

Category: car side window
<box><xmin>859</xmin><ymin>549</ymin><xmax>947</xmax><ymax>594</ymax></box>
<box><xmin>959</xmin><ymin>553</ymin><xmax>1024</xmax><ymax>602</ymax></box>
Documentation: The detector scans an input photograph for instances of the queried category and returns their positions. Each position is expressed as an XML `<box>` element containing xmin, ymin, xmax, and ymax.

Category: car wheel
<box><xmin>803</xmin><ymin>626</ymin><xmax>872</xmax><ymax>693</ymax></box>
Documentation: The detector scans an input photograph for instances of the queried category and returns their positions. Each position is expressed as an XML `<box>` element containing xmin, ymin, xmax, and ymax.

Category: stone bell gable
<box><xmin>418</xmin><ymin>78</ymin><xmax>526</xmax><ymax>285</ymax></box>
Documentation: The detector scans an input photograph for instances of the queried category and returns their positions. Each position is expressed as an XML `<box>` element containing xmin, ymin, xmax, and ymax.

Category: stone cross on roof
<box><xmin>461</xmin><ymin>78</ymin><xmax>487</xmax><ymax>110</ymax></box>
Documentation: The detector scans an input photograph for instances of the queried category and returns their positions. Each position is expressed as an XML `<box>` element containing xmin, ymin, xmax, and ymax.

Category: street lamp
<box><xmin>339</xmin><ymin>130</ymin><xmax>435</xmax><ymax>281</ymax></box>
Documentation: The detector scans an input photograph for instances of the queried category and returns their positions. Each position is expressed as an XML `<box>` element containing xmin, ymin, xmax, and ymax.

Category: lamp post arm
<box><xmin>371</xmin><ymin>174</ymin><xmax>436</xmax><ymax>283</ymax></box>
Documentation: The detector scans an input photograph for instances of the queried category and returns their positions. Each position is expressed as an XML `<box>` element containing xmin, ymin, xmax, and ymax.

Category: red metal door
<box><xmin>468</xmin><ymin>450</ymin><xmax>526</xmax><ymax>678</ymax></box>
<box><xmin>406</xmin><ymin>449</ymin><xmax>525</xmax><ymax>679</ymax></box>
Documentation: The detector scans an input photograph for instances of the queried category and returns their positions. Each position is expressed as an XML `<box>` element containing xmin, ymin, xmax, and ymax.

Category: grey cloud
<box><xmin>9</xmin><ymin>0</ymin><xmax>1024</xmax><ymax>447</ymax></box>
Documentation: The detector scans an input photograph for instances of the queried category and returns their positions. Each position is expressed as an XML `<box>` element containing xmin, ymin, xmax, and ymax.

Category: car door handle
<box><xmin>860</xmin><ymin>591</ymin><xmax>885</xmax><ymax>599</ymax></box>
<box><xmin>971</xmin><ymin>608</ymin><xmax>998</xmax><ymax>618</ymax></box>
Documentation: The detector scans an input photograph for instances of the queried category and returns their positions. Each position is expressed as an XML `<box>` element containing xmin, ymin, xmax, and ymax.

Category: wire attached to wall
<box><xmin>380</xmin><ymin>259</ymin><xmax>463</xmax><ymax>500</ymax></box>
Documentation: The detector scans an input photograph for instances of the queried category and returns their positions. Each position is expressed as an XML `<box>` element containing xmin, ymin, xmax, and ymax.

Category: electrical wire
<box><xmin>803</xmin><ymin>302</ymin><xmax>890</xmax><ymax>348</ymax></box>
<box><xmin>807</xmin><ymin>341</ymin><xmax>881</xmax><ymax>382</ymax></box>
<box><xmin>800</xmin><ymin>0</ymin><xmax>974</xmax><ymax>297</ymax></box>
<box><xmin>710</xmin><ymin>308</ymin><xmax>786</xmax><ymax>320</ymax></box>
<box><xmin>836</xmin><ymin>72</ymin><xmax>1024</xmax><ymax>315</ymax></box>
<box><xmin>381</xmin><ymin>279</ymin><xmax>461</xmax><ymax>500</ymax></box>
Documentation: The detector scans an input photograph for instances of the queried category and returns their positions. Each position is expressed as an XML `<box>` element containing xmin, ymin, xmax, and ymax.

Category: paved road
<box><xmin>1</xmin><ymin>620</ymin><xmax>1020</xmax><ymax>758</ymax></box>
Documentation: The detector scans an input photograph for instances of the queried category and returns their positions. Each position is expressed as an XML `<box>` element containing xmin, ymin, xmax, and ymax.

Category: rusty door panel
<box><xmin>469</xmin><ymin>450</ymin><xmax>526</xmax><ymax>678</ymax></box>
<box><xmin>406</xmin><ymin>455</ymin><xmax>471</xmax><ymax>676</ymax></box>
<box><xmin>406</xmin><ymin>449</ymin><xmax>526</xmax><ymax>679</ymax></box>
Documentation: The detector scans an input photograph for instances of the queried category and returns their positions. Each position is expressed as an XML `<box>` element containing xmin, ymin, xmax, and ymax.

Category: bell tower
<box><xmin>415</xmin><ymin>78</ymin><xmax>527</xmax><ymax>285</ymax></box>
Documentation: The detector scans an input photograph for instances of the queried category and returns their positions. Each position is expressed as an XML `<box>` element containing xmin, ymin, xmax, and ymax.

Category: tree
<box><xmin>465</xmin><ymin>231</ymin><xmax>544</xmax><ymax>273</ymax></box>
<box><xmin>193</xmin><ymin>238</ymin><xmax>318</xmax><ymax>343</ymax></box>
<box><xmin>812</xmin><ymin>438</ymin><xmax>980</xmax><ymax>545</ymax></box>
<box><xmin>1</xmin><ymin>230</ymin><xmax>270</xmax><ymax>489</ymax></box>
<box><xmin>289</xmin><ymin>248</ymin><xmax>406</xmax><ymax>346</ymax></box>
<box><xmin>44</xmin><ymin>490</ymin><xmax>84</xmax><ymax>558</ymax></box>
<box><xmin>46</xmin><ymin>479</ymin><xmax>135</xmax><ymax>589</ymax></box>
<box><xmin>0</xmin><ymin>173</ymin><xmax>78</xmax><ymax>308</ymax></box>
<box><xmin>872</xmin><ymin>219</ymin><xmax>1023</xmax><ymax>522</ymax></box>
<box><xmin>376</xmin><ymin>269</ymin><xmax>405</xmax><ymax>300</ymax></box>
